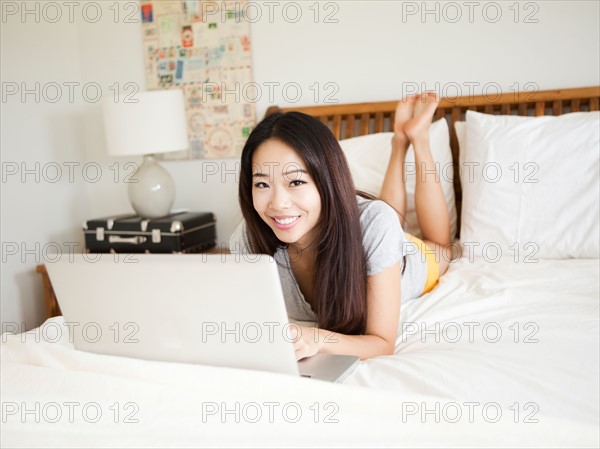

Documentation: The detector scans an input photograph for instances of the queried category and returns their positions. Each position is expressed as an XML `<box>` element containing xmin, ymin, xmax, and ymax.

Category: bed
<box><xmin>2</xmin><ymin>87</ymin><xmax>599</xmax><ymax>448</ymax></box>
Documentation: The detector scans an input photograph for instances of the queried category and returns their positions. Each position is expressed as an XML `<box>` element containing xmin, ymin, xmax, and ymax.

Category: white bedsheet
<box><xmin>1</xmin><ymin>257</ymin><xmax>598</xmax><ymax>448</ymax></box>
<box><xmin>347</xmin><ymin>257</ymin><xmax>600</xmax><ymax>426</ymax></box>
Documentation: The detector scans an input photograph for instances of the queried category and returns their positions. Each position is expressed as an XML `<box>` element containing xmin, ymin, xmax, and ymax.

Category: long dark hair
<box><xmin>239</xmin><ymin>111</ymin><xmax>378</xmax><ymax>335</ymax></box>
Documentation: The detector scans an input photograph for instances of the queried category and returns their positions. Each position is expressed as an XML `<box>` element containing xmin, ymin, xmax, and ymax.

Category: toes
<box><xmin>423</xmin><ymin>91</ymin><xmax>440</xmax><ymax>103</ymax></box>
<box><xmin>395</xmin><ymin>96</ymin><xmax>415</xmax><ymax>118</ymax></box>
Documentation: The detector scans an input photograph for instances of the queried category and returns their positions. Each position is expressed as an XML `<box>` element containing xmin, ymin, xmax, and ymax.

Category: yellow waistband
<box><xmin>404</xmin><ymin>233</ymin><xmax>440</xmax><ymax>295</ymax></box>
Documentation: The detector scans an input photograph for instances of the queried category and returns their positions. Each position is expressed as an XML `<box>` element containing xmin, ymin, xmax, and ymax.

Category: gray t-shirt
<box><xmin>229</xmin><ymin>195</ymin><xmax>427</xmax><ymax>324</ymax></box>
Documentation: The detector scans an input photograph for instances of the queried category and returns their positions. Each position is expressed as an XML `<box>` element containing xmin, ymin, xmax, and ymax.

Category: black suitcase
<box><xmin>83</xmin><ymin>212</ymin><xmax>216</xmax><ymax>253</ymax></box>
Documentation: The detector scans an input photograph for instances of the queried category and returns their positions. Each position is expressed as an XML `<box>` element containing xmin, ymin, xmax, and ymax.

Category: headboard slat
<box><xmin>449</xmin><ymin>107</ymin><xmax>463</xmax><ymax>230</ymax></box>
<box><xmin>553</xmin><ymin>100</ymin><xmax>563</xmax><ymax>115</ymax></box>
<box><xmin>571</xmin><ymin>98</ymin><xmax>581</xmax><ymax>112</ymax></box>
<box><xmin>360</xmin><ymin>114</ymin><xmax>369</xmax><ymax>135</ymax></box>
<box><xmin>345</xmin><ymin>114</ymin><xmax>355</xmax><ymax>139</ymax></box>
<box><xmin>535</xmin><ymin>102</ymin><xmax>545</xmax><ymax>116</ymax></box>
<box><xmin>374</xmin><ymin>112</ymin><xmax>384</xmax><ymax>133</ymax></box>
<box><xmin>332</xmin><ymin>115</ymin><xmax>342</xmax><ymax>140</ymax></box>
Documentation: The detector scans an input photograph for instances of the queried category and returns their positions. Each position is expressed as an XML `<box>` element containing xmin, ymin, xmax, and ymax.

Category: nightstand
<box><xmin>36</xmin><ymin>264</ymin><xmax>61</xmax><ymax>319</ymax></box>
<box><xmin>36</xmin><ymin>246</ymin><xmax>230</xmax><ymax>320</ymax></box>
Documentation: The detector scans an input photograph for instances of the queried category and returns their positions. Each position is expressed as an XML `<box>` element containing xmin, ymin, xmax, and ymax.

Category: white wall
<box><xmin>2</xmin><ymin>0</ymin><xmax>599</xmax><ymax>330</ymax></box>
<box><xmin>1</xmin><ymin>11</ymin><xmax>92</xmax><ymax>330</ymax></box>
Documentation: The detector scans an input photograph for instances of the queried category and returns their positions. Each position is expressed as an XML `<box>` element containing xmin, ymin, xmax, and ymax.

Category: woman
<box><xmin>230</xmin><ymin>92</ymin><xmax>452</xmax><ymax>361</ymax></box>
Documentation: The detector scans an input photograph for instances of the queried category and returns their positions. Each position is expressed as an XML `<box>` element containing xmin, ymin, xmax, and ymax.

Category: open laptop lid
<box><xmin>45</xmin><ymin>253</ymin><xmax>300</xmax><ymax>376</ymax></box>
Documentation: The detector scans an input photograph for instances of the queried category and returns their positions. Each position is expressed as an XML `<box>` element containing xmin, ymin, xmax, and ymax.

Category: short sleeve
<box><xmin>228</xmin><ymin>220</ymin><xmax>252</xmax><ymax>254</ymax></box>
<box><xmin>360</xmin><ymin>200</ymin><xmax>404</xmax><ymax>276</ymax></box>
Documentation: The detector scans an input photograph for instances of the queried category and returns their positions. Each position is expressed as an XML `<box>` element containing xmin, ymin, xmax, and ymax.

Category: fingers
<box><xmin>295</xmin><ymin>348</ymin><xmax>314</xmax><ymax>361</ymax></box>
<box><xmin>293</xmin><ymin>335</ymin><xmax>317</xmax><ymax>361</ymax></box>
<box><xmin>294</xmin><ymin>341</ymin><xmax>307</xmax><ymax>361</ymax></box>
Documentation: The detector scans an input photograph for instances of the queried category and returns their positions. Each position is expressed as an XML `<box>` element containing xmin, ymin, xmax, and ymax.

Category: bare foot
<box><xmin>404</xmin><ymin>92</ymin><xmax>439</xmax><ymax>142</ymax></box>
<box><xmin>393</xmin><ymin>95</ymin><xmax>418</xmax><ymax>144</ymax></box>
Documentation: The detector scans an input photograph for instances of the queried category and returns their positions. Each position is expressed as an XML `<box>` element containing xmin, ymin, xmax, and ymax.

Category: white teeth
<box><xmin>274</xmin><ymin>216</ymin><xmax>299</xmax><ymax>225</ymax></box>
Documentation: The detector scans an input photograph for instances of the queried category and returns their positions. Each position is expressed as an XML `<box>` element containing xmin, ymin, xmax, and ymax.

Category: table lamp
<box><xmin>102</xmin><ymin>89</ymin><xmax>189</xmax><ymax>218</ymax></box>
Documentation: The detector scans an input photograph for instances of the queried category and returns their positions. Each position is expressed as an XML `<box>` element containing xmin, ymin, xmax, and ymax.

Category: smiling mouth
<box><xmin>272</xmin><ymin>216</ymin><xmax>300</xmax><ymax>225</ymax></box>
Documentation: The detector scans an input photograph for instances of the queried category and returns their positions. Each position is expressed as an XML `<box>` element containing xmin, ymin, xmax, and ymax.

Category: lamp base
<box><xmin>128</xmin><ymin>155</ymin><xmax>175</xmax><ymax>218</ymax></box>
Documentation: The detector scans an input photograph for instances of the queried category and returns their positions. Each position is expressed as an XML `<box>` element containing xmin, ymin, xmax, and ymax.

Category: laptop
<box><xmin>44</xmin><ymin>253</ymin><xmax>359</xmax><ymax>383</ymax></box>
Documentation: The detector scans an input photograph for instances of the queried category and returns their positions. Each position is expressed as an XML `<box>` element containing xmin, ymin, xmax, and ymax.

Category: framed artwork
<box><xmin>141</xmin><ymin>0</ymin><xmax>256</xmax><ymax>159</ymax></box>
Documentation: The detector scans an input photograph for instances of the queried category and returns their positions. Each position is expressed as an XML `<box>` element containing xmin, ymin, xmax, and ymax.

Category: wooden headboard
<box><xmin>266</xmin><ymin>86</ymin><xmax>600</xmax><ymax>236</ymax></box>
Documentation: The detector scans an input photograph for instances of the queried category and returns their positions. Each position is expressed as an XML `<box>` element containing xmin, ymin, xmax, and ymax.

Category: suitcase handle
<box><xmin>108</xmin><ymin>235</ymin><xmax>147</xmax><ymax>245</ymax></box>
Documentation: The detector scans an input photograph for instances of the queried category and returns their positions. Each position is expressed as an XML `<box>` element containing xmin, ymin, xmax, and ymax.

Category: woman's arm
<box><xmin>292</xmin><ymin>260</ymin><xmax>402</xmax><ymax>361</ymax></box>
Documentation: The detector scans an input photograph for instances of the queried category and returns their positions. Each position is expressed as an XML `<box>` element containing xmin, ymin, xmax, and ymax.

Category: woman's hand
<box><xmin>289</xmin><ymin>325</ymin><xmax>321</xmax><ymax>361</ymax></box>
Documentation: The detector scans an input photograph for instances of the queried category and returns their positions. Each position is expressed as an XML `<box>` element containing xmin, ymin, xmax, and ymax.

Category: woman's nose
<box><xmin>270</xmin><ymin>186</ymin><xmax>291</xmax><ymax>209</ymax></box>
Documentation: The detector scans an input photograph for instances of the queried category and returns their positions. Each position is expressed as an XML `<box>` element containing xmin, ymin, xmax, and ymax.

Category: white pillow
<box><xmin>340</xmin><ymin>118</ymin><xmax>457</xmax><ymax>241</ymax></box>
<box><xmin>461</xmin><ymin>110</ymin><xmax>600</xmax><ymax>259</ymax></box>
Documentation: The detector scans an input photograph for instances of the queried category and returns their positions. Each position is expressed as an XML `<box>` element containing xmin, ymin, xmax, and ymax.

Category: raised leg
<box><xmin>405</xmin><ymin>92</ymin><xmax>451</xmax><ymax>247</ymax></box>
<box><xmin>379</xmin><ymin>95</ymin><xmax>417</xmax><ymax>227</ymax></box>
<box><xmin>381</xmin><ymin>92</ymin><xmax>452</xmax><ymax>275</ymax></box>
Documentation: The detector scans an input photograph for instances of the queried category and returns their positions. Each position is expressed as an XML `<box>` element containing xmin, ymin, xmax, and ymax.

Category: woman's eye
<box><xmin>253</xmin><ymin>182</ymin><xmax>268</xmax><ymax>189</ymax></box>
<box><xmin>290</xmin><ymin>180</ymin><xmax>306</xmax><ymax>187</ymax></box>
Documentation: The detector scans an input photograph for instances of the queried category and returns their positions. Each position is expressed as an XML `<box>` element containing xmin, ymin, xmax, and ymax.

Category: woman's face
<box><xmin>251</xmin><ymin>138</ymin><xmax>322</xmax><ymax>252</ymax></box>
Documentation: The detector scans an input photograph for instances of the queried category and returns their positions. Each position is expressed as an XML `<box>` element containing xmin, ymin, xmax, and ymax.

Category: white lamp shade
<box><xmin>102</xmin><ymin>89</ymin><xmax>189</xmax><ymax>156</ymax></box>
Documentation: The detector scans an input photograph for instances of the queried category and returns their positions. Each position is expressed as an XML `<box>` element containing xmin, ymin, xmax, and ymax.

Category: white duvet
<box><xmin>2</xmin><ymin>257</ymin><xmax>599</xmax><ymax>448</ymax></box>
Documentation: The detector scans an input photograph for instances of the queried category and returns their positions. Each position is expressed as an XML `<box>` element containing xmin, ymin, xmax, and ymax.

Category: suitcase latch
<box><xmin>96</xmin><ymin>227</ymin><xmax>105</xmax><ymax>241</ymax></box>
<box><xmin>151</xmin><ymin>228</ymin><xmax>161</xmax><ymax>243</ymax></box>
